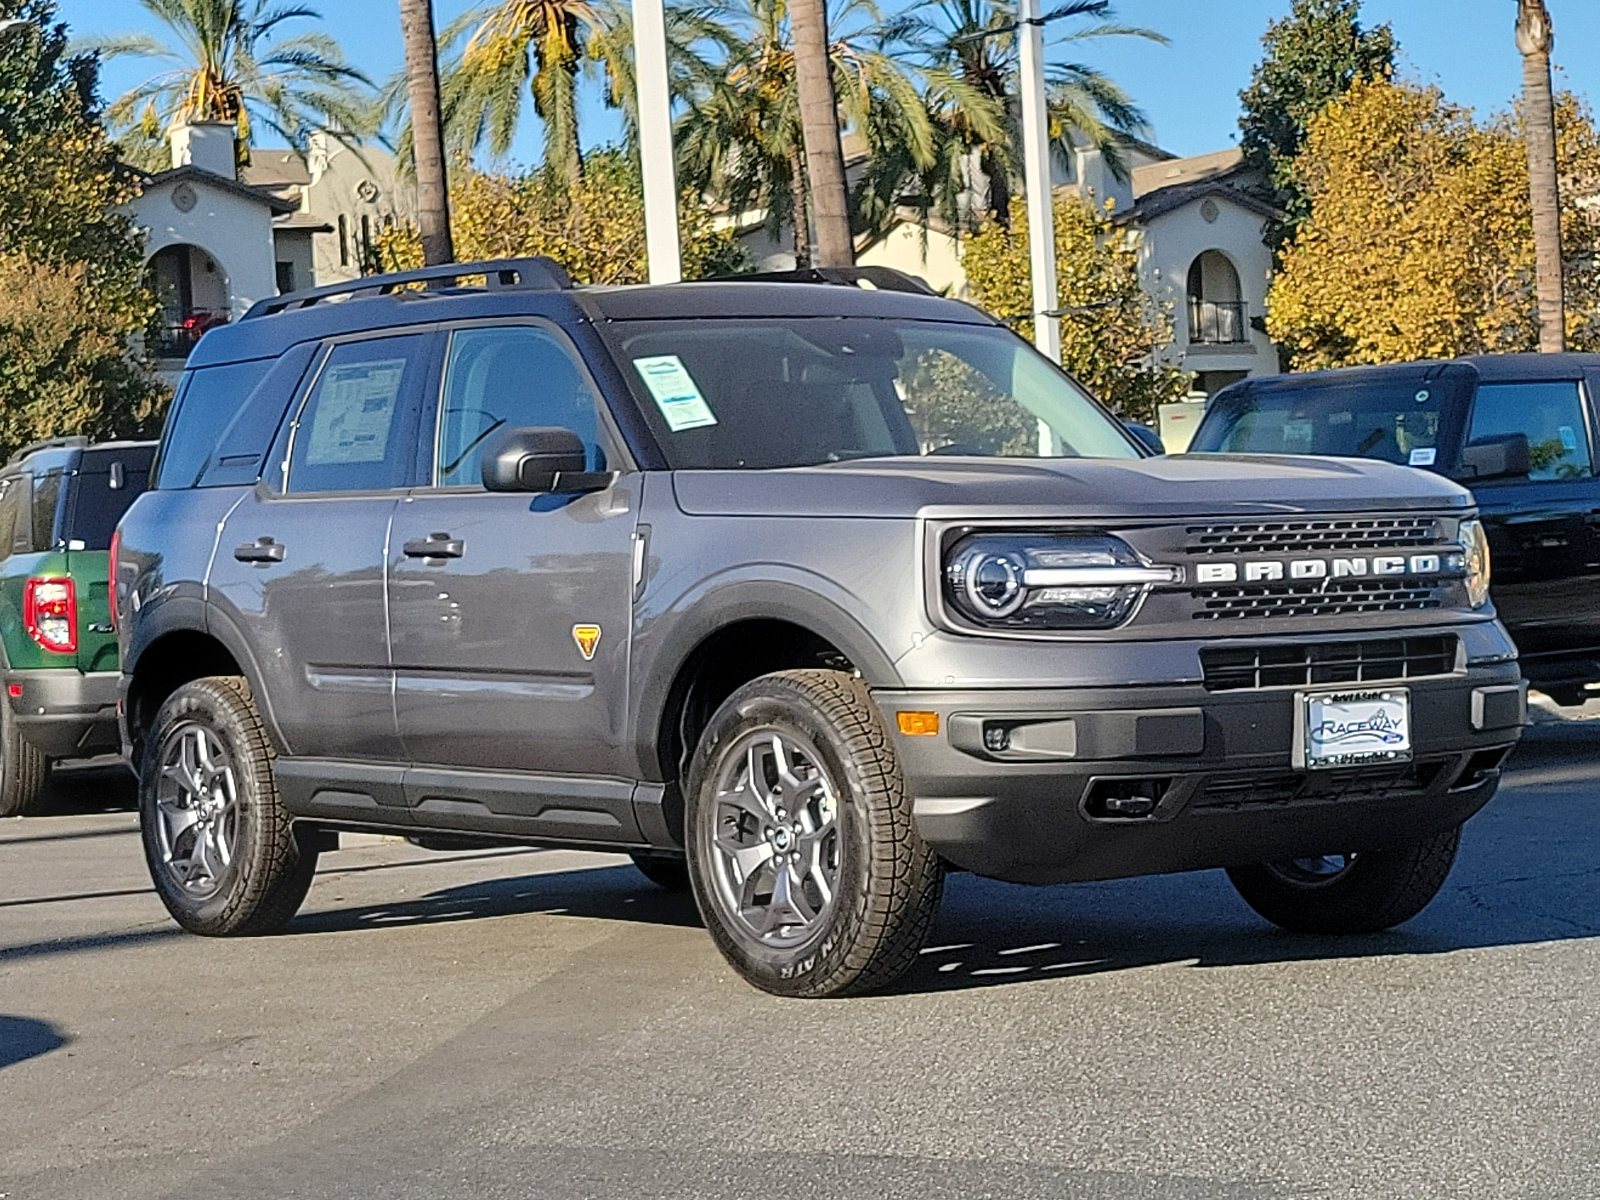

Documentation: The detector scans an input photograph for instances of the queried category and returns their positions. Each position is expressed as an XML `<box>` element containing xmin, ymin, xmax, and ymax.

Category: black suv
<box><xmin>115</xmin><ymin>259</ymin><xmax>1524</xmax><ymax>997</ymax></box>
<box><xmin>1191</xmin><ymin>354</ymin><xmax>1600</xmax><ymax>704</ymax></box>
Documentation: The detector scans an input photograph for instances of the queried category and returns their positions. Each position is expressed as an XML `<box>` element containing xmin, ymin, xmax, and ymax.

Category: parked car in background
<box><xmin>1189</xmin><ymin>354</ymin><xmax>1600</xmax><ymax>704</ymax></box>
<box><xmin>0</xmin><ymin>438</ymin><xmax>156</xmax><ymax>816</ymax></box>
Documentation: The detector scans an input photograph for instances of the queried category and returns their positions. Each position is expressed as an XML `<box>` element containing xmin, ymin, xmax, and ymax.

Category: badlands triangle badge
<box><xmin>572</xmin><ymin>624</ymin><xmax>602</xmax><ymax>661</ymax></box>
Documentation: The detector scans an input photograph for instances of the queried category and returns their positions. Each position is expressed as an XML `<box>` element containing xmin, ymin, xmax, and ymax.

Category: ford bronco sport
<box><xmin>114</xmin><ymin>259</ymin><xmax>1525</xmax><ymax>997</ymax></box>
<box><xmin>0</xmin><ymin>436</ymin><xmax>154</xmax><ymax>816</ymax></box>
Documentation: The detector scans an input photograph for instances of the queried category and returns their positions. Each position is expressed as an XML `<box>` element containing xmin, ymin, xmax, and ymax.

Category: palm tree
<box><xmin>399</xmin><ymin>0</ymin><xmax>453</xmax><ymax>265</ymax></box>
<box><xmin>677</xmin><ymin>0</ymin><xmax>935</xmax><ymax>266</ymax></box>
<box><xmin>878</xmin><ymin>0</ymin><xmax>1163</xmax><ymax>228</ymax></box>
<box><xmin>1516</xmin><ymin>0</ymin><xmax>1564</xmax><ymax>352</ymax></box>
<box><xmin>789</xmin><ymin>0</ymin><xmax>851</xmax><ymax>264</ymax></box>
<box><xmin>84</xmin><ymin>0</ymin><xmax>375</xmax><ymax>170</ymax></box>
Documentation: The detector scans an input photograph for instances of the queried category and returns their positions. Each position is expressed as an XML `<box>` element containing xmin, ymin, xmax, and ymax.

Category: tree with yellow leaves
<box><xmin>1267</xmin><ymin>77</ymin><xmax>1600</xmax><ymax>369</ymax></box>
<box><xmin>962</xmin><ymin>198</ymin><xmax>1190</xmax><ymax>423</ymax></box>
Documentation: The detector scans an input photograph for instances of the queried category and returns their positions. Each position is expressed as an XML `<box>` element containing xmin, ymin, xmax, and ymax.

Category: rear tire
<box><xmin>1226</xmin><ymin>826</ymin><xmax>1461</xmax><ymax>935</ymax></box>
<box><xmin>630</xmin><ymin>850</ymin><xmax>690</xmax><ymax>891</ymax></box>
<box><xmin>138</xmin><ymin>676</ymin><xmax>317</xmax><ymax>936</ymax></box>
<box><xmin>0</xmin><ymin>696</ymin><xmax>50</xmax><ymax>818</ymax></box>
<box><xmin>685</xmin><ymin>670</ymin><xmax>943</xmax><ymax>998</ymax></box>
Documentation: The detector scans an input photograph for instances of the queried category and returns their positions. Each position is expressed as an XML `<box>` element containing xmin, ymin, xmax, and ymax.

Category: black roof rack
<box><xmin>709</xmin><ymin>266</ymin><xmax>938</xmax><ymax>296</ymax></box>
<box><xmin>243</xmin><ymin>257</ymin><xmax>575</xmax><ymax>320</ymax></box>
<box><xmin>6</xmin><ymin>435</ymin><xmax>87</xmax><ymax>467</ymax></box>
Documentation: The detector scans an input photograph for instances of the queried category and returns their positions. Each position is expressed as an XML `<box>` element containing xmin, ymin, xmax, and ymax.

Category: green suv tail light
<box><xmin>25</xmin><ymin>577</ymin><xmax>77</xmax><ymax>654</ymax></box>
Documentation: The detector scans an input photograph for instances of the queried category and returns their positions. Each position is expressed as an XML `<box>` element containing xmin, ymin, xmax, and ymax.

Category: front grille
<box><xmin>1192</xmin><ymin>578</ymin><xmax>1441</xmax><ymax>621</ymax></box>
<box><xmin>1192</xmin><ymin>759</ymin><xmax>1445</xmax><ymax>811</ymax></box>
<box><xmin>1200</xmin><ymin>635</ymin><xmax>1457</xmax><ymax>691</ymax></box>
<box><xmin>1186</xmin><ymin>517</ymin><xmax>1440</xmax><ymax>556</ymax></box>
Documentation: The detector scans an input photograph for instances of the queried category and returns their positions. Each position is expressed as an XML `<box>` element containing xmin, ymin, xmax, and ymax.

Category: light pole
<box><xmin>633</xmin><ymin>0</ymin><xmax>682</xmax><ymax>283</ymax></box>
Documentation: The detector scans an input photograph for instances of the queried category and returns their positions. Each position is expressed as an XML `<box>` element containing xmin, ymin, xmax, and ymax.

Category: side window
<box><xmin>197</xmin><ymin>342</ymin><xmax>317</xmax><ymax>487</ymax></box>
<box><xmin>30</xmin><ymin>470</ymin><xmax>61</xmax><ymax>550</ymax></box>
<box><xmin>286</xmin><ymin>334</ymin><xmax>430</xmax><ymax>493</ymax></box>
<box><xmin>154</xmin><ymin>359</ymin><xmax>275</xmax><ymax>489</ymax></box>
<box><xmin>1469</xmin><ymin>381</ymin><xmax>1593</xmax><ymax>481</ymax></box>
<box><xmin>436</xmin><ymin>326</ymin><xmax>605</xmax><ymax>488</ymax></box>
<box><xmin>0</xmin><ymin>475</ymin><xmax>25</xmax><ymax>560</ymax></box>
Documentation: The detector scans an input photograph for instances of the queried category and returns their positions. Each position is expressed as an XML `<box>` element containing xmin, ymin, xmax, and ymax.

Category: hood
<box><xmin>671</xmin><ymin>453</ymin><xmax>1474</xmax><ymax>520</ymax></box>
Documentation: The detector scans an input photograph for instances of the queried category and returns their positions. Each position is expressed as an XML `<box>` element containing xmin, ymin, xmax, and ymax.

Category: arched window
<box><xmin>144</xmin><ymin>244</ymin><xmax>229</xmax><ymax>360</ymax></box>
<box><xmin>1186</xmin><ymin>251</ymin><xmax>1245</xmax><ymax>345</ymax></box>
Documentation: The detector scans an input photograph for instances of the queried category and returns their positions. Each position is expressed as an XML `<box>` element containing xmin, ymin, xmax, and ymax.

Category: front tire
<box><xmin>685</xmin><ymin>670</ymin><xmax>943</xmax><ymax>998</ymax></box>
<box><xmin>138</xmin><ymin>676</ymin><xmax>317</xmax><ymax>936</ymax></box>
<box><xmin>1226</xmin><ymin>826</ymin><xmax>1462</xmax><ymax>935</ymax></box>
<box><xmin>0</xmin><ymin>695</ymin><xmax>50</xmax><ymax>818</ymax></box>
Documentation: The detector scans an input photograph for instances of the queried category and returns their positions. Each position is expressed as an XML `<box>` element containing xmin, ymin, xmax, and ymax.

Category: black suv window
<box><xmin>436</xmin><ymin>326</ymin><xmax>605</xmax><ymax>486</ymax></box>
<box><xmin>287</xmin><ymin>334</ymin><xmax>429</xmax><ymax>493</ymax></box>
<box><xmin>66</xmin><ymin>465</ymin><xmax>150</xmax><ymax>550</ymax></box>
<box><xmin>1468</xmin><ymin>380</ymin><xmax>1592</xmax><ymax>481</ymax></box>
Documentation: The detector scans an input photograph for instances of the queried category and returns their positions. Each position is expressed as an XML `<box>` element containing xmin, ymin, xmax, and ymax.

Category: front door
<box><xmin>1466</xmin><ymin>375</ymin><xmax>1600</xmax><ymax>666</ymax></box>
<box><xmin>208</xmin><ymin>330</ymin><xmax>435</xmax><ymax>760</ymax></box>
<box><xmin>388</xmin><ymin>322</ymin><xmax>638</xmax><ymax>780</ymax></box>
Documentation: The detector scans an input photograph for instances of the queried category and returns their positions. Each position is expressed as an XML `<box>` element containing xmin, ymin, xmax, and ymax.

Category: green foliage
<box><xmin>1266</xmin><ymin>79</ymin><xmax>1600</xmax><ymax>368</ymax></box>
<box><xmin>1238</xmin><ymin>0</ymin><xmax>1395</xmax><ymax>240</ymax></box>
<box><xmin>898</xmin><ymin>349</ymin><xmax>1034</xmax><ymax>455</ymax></box>
<box><xmin>0</xmin><ymin>0</ymin><xmax>161</xmax><ymax>456</ymax></box>
<box><xmin>84</xmin><ymin>0</ymin><xmax>377</xmax><ymax>170</ymax></box>
<box><xmin>374</xmin><ymin>148</ymin><xmax>748</xmax><ymax>283</ymax></box>
<box><xmin>962</xmin><ymin>198</ymin><xmax>1190</xmax><ymax>423</ymax></box>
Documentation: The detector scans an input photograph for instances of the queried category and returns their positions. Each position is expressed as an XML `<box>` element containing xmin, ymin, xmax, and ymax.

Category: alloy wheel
<box><xmin>153</xmin><ymin>721</ymin><xmax>242</xmax><ymax>899</ymax></box>
<box><xmin>706</xmin><ymin>728</ymin><xmax>842</xmax><ymax>951</ymax></box>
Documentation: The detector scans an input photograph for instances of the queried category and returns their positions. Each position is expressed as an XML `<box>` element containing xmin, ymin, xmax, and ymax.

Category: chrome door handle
<box><xmin>234</xmin><ymin>537</ymin><xmax>286</xmax><ymax>563</ymax></box>
<box><xmin>403</xmin><ymin>533</ymin><xmax>464</xmax><ymax>559</ymax></box>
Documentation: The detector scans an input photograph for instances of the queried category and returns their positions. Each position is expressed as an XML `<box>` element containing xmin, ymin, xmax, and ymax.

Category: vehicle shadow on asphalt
<box><xmin>36</xmin><ymin>759</ymin><xmax>136</xmax><ymax>815</ymax></box>
<box><xmin>0</xmin><ymin>1015</ymin><xmax>68</xmax><ymax>1069</ymax></box>
<box><xmin>280</xmin><ymin>724</ymin><xmax>1600</xmax><ymax>994</ymax></box>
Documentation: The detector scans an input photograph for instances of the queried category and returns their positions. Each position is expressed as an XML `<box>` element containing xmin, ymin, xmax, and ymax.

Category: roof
<box><xmin>189</xmin><ymin>277</ymin><xmax>994</xmax><ymax>368</ymax></box>
<box><xmin>1132</xmin><ymin>148</ymin><xmax>1246</xmax><ymax>198</ymax></box>
<box><xmin>140</xmin><ymin>165</ymin><xmax>299</xmax><ymax>215</ymax></box>
<box><xmin>272</xmin><ymin>212</ymin><xmax>335</xmax><ymax>233</ymax></box>
<box><xmin>240</xmin><ymin>149</ymin><xmax>311</xmax><ymax>188</ymax></box>
<box><xmin>1223</xmin><ymin>353</ymin><xmax>1600</xmax><ymax>393</ymax></box>
<box><xmin>1115</xmin><ymin>175</ymin><xmax>1282</xmax><ymax>226</ymax></box>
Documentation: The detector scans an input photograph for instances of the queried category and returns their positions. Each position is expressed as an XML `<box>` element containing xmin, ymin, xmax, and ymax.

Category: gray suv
<box><xmin>114</xmin><ymin>258</ymin><xmax>1526</xmax><ymax>997</ymax></box>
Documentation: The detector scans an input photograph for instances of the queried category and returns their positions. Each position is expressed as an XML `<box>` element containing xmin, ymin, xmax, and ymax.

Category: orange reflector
<box><xmin>896</xmin><ymin>711</ymin><xmax>940</xmax><ymax>736</ymax></box>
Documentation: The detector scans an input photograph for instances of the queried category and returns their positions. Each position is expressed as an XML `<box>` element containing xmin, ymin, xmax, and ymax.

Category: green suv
<box><xmin>0</xmin><ymin>437</ymin><xmax>154</xmax><ymax>816</ymax></box>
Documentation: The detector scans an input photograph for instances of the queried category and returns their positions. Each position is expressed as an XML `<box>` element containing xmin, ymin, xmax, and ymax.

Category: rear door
<box><xmin>1465</xmin><ymin>375</ymin><xmax>1600</xmax><ymax>661</ymax></box>
<box><xmin>209</xmin><ymin>330</ymin><xmax>437</xmax><ymax>761</ymax></box>
<box><xmin>387</xmin><ymin>321</ymin><xmax>639</xmax><ymax>789</ymax></box>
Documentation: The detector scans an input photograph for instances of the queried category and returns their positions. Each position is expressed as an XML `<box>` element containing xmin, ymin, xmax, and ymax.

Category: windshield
<box><xmin>1190</xmin><ymin>368</ymin><xmax>1474</xmax><ymax>470</ymax></box>
<box><xmin>608</xmin><ymin>318</ymin><xmax>1139</xmax><ymax>469</ymax></box>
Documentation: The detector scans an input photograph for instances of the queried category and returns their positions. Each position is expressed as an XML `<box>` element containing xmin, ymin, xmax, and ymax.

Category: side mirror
<box><xmin>480</xmin><ymin>427</ymin><xmax>610</xmax><ymax>493</ymax></box>
<box><xmin>1123</xmin><ymin>421</ymin><xmax>1165</xmax><ymax>455</ymax></box>
<box><xmin>1455</xmin><ymin>432</ymin><xmax>1531</xmax><ymax>482</ymax></box>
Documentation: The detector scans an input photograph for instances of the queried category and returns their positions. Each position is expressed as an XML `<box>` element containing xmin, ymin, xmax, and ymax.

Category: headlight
<box><xmin>1458</xmin><ymin>518</ymin><xmax>1491</xmax><ymax>608</ymax></box>
<box><xmin>943</xmin><ymin>533</ymin><xmax>1177</xmax><ymax>630</ymax></box>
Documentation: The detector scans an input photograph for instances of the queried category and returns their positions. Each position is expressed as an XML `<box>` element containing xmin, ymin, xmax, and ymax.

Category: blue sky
<box><xmin>58</xmin><ymin>0</ymin><xmax>1600</xmax><ymax>168</ymax></box>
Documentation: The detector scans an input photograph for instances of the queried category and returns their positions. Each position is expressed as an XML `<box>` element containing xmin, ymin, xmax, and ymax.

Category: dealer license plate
<box><xmin>1298</xmin><ymin>688</ymin><xmax>1412</xmax><ymax>769</ymax></box>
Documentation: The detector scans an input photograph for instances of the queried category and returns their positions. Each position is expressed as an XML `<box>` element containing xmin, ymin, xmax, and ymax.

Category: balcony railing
<box><xmin>1188</xmin><ymin>299</ymin><xmax>1248</xmax><ymax>346</ymax></box>
<box><xmin>150</xmin><ymin>307</ymin><xmax>230</xmax><ymax>359</ymax></box>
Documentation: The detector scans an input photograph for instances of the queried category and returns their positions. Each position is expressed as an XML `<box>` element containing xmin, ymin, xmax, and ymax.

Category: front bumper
<box><xmin>876</xmin><ymin>661</ymin><xmax>1525</xmax><ymax>885</ymax></box>
<box><xmin>5</xmin><ymin>668</ymin><xmax>122</xmax><ymax>759</ymax></box>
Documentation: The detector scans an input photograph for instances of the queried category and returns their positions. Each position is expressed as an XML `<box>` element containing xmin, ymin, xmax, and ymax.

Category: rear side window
<box><xmin>1468</xmin><ymin>380</ymin><xmax>1592</xmax><ymax>481</ymax></box>
<box><xmin>29</xmin><ymin>470</ymin><xmax>61</xmax><ymax>550</ymax></box>
<box><xmin>65</xmin><ymin>465</ymin><xmax>150</xmax><ymax>550</ymax></box>
<box><xmin>286</xmin><ymin>334</ymin><xmax>430</xmax><ymax>493</ymax></box>
<box><xmin>0</xmin><ymin>475</ymin><xmax>26</xmax><ymax>559</ymax></box>
<box><xmin>198</xmin><ymin>343</ymin><xmax>318</xmax><ymax>487</ymax></box>
<box><xmin>156</xmin><ymin>359</ymin><xmax>274</xmax><ymax>489</ymax></box>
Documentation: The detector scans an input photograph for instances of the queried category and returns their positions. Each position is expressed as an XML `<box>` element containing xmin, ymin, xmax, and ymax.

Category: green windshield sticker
<box><xmin>634</xmin><ymin>355</ymin><xmax>718</xmax><ymax>432</ymax></box>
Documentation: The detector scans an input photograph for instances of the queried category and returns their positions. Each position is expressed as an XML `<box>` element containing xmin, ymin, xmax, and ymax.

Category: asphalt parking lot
<box><xmin>3</xmin><ymin>719</ymin><xmax>1598</xmax><ymax>1200</ymax></box>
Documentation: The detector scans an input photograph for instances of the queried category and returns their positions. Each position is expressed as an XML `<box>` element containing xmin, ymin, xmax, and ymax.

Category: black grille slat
<box><xmin>1187</xmin><ymin>517</ymin><xmax>1440</xmax><ymax>557</ymax></box>
<box><xmin>1200</xmin><ymin>635</ymin><xmax>1457</xmax><ymax>692</ymax></box>
<box><xmin>1192</xmin><ymin>579</ymin><xmax>1441</xmax><ymax>621</ymax></box>
<box><xmin>1192</xmin><ymin>760</ymin><xmax>1444</xmax><ymax>811</ymax></box>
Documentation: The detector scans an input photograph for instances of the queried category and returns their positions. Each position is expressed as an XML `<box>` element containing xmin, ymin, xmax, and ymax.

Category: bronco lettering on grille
<box><xmin>1194</xmin><ymin>553</ymin><xmax>1457</xmax><ymax>585</ymax></box>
